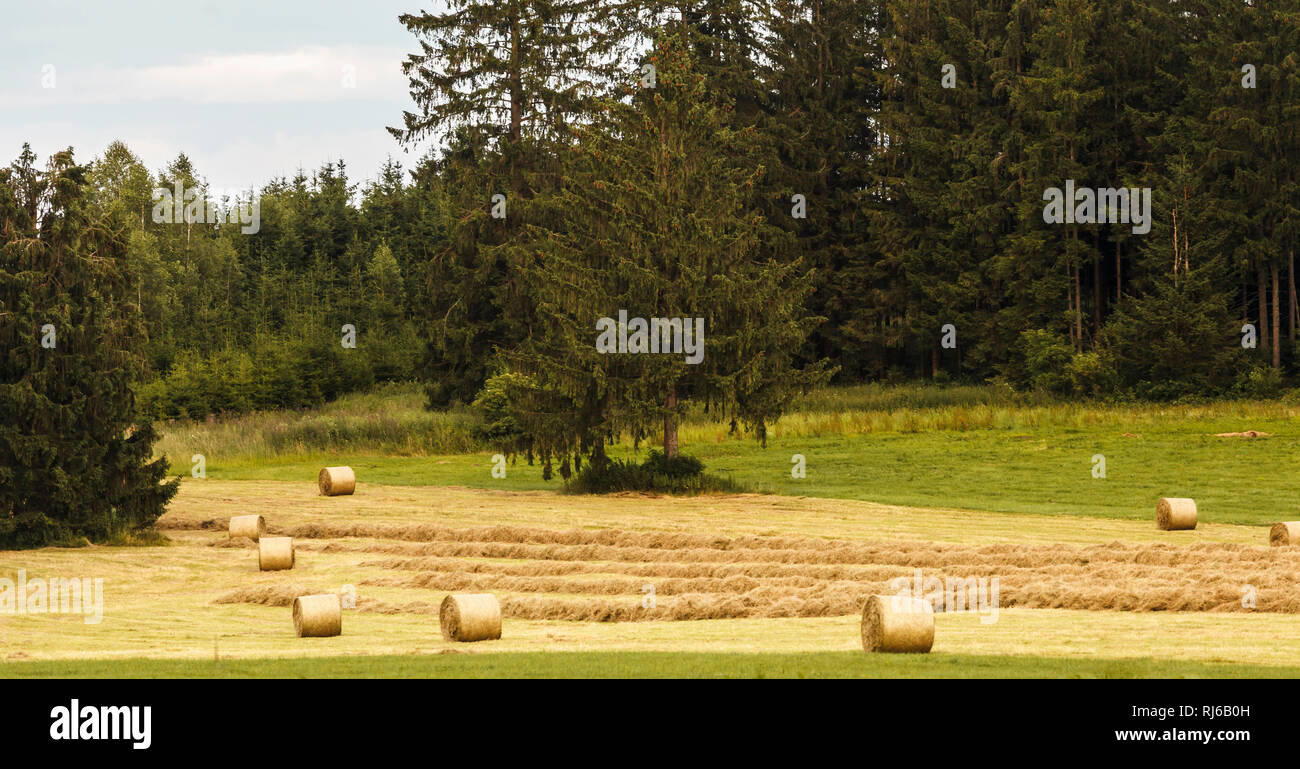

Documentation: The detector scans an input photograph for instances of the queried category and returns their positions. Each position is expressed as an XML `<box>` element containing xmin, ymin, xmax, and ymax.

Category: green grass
<box><xmin>153</xmin><ymin>382</ymin><xmax>481</xmax><ymax>462</ymax></box>
<box><xmin>158</xmin><ymin>382</ymin><xmax>1300</xmax><ymax>526</ymax></box>
<box><xmin>5</xmin><ymin>651</ymin><xmax>1299</xmax><ymax>679</ymax></box>
<box><xmin>181</xmin><ymin>429</ymin><xmax>1300</xmax><ymax>527</ymax></box>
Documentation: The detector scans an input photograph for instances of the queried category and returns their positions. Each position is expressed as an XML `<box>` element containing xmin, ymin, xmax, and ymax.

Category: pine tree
<box><xmin>0</xmin><ymin>146</ymin><xmax>178</xmax><ymax>548</ymax></box>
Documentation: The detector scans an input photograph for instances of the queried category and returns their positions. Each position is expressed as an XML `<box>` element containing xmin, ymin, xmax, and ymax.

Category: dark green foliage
<box><xmin>9</xmin><ymin>0</ymin><xmax>1298</xmax><ymax>465</ymax></box>
<box><xmin>134</xmin><ymin>335</ymin><xmax>380</xmax><ymax>420</ymax></box>
<box><xmin>493</xmin><ymin>27</ymin><xmax>832</xmax><ymax>476</ymax></box>
<box><xmin>1101</xmin><ymin>268</ymin><xmax>1240</xmax><ymax>400</ymax></box>
<box><xmin>566</xmin><ymin>451</ymin><xmax>737</xmax><ymax>495</ymax></box>
<box><xmin>84</xmin><ymin>143</ymin><xmax>433</xmax><ymax>420</ymax></box>
<box><xmin>1012</xmin><ymin>330</ymin><xmax>1075</xmax><ymax>395</ymax></box>
<box><xmin>0</xmin><ymin>146</ymin><xmax>178</xmax><ymax>548</ymax></box>
<box><xmin>641</xmin><ymin>449</ymin><xmax>704</xmax><ymax>479</ymax></box>
<box><xmin>470</xmin><ymin>372</ymin><xmax>535</xmax><ymax>458</ymax></box>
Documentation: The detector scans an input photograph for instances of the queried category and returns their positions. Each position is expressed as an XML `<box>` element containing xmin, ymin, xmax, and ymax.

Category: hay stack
<box><xmin>293</xmin><ymin>594</ymin><xmax>342</xmax><ymax>637</ymax></box>
<box><xmin>1270</xmin><ymin>522</ymin><xmax>1300</xmax><ymax>546</ymax></box>
<box><xmin>228</xmin><ymin>514</ymin><xmax>265</xmax><ymax>541</ymax></box>
<box><xmin>318</xmin><ymin>466</ymin><xmax>356</xmax><ymax>496</ymax></box>
<box><xmin>258</xmin><ymin>537</ymin><xmax>295</xmax><ymax>571</ymax></box>
<box><xmin>440</xmin><ymin>593</ymin><xmax>501</xmax><ymax>642</ymax></box>
<box><xmin>1156</xmin><ymin>498</ymin><xmax>1198</xmax><ymax>530</ymax></box>
<box><xmin>861</xmin><ymin>595</ymin><xmax>934</xmax><ymax>653</ymax></box>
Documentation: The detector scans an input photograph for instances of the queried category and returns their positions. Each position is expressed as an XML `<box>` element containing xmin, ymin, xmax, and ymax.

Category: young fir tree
<box><xmin>0</xmin><ymin>146</ymin><xmax>178</xmax><ymax>548</ymax></box>
<box><xmin>495</xmin><ymin>28</ymin><xmax>832</xmax><ymax>479</ymax></box>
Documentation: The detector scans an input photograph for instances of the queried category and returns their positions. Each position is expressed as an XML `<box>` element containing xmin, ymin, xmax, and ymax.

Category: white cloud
<box><xmin>6</xmin><ymin>45</ymin><xmax>410</xmax><ymax>106</ymax></box>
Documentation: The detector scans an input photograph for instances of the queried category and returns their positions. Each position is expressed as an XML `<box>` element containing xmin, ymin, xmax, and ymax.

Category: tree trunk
<box><xmin>509</xmin><ymin>14</ymin><xmax>523</xmax><ymax>145</ymax></box>
<box><xmin>1066</xmin><ymin>265</ymin><xmax>1075</xmax><ymax>349</ymax></box>
<box><xmin>1115</xmin><ymin>240</ymin><xmax>1121</xmax><ymax>304</ymax></box>
<box><xmin>663</xmin><ymin>387</ymin><xmax>678</xmax><ymax>460</ymax></box>
<box><xmin>1289</xmin><ymin>250</ymin><xmax>1297</xmax><ymax>342</ymax></box>
<box><xmin>1074</xmin><ymin>265</ymin><xmax>1083</xmax><ymax>351</ymax></box>
<box><xmin>931</xmin><ymin>345</ymin><xmax>940</xmax><ymax>379</ymax></box>
<box><xmin>1092</xmin><ymin>251</ymin><xmax>1101</xmax><ymax>337</ymax></box>
<box><xmin>1273</xmin><ymin>265</ymin><xmax>1282</xmax><ymax>368</ymax></box>
<box><xmin>1259</xmin><ymin>266</ymin><xmax>1269</xmax><ymax>353</ymax></box>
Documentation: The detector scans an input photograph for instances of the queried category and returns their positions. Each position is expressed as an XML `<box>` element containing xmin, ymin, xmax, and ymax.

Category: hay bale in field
<box><xmin>440</xmin><ymin>593</ymin><xmax>501</xmax><ymax>642</ymax></box>
<box><xmin>318</xmin><ymin>466</ymin><xmax>356</xmax><ymax>496</ymax></box>
<box><xmin>228</xmin><ymin>514</ymin><xmax>266</xmax><ymax>541</ymax></box>
<box><xmin>861</xmin><ymin>594</ymin><xmax>934</xmax><ymax>653</ymax></box>
<box><xmin>1270</xmin><ymin>522</ymin><xmax>1300</xmax><ymax>546</ymax></box>
<box><xmin>259</xmin><ymin>537</ymin><xmax>295</xmax><ymax>571</ymax></box>
<box><xmin>293</xmin><ymin>593</ymin><xmax>342</xmax><ymax>637</ymax></box>
<box><xmin>1156</xmin><ymin>498</ymin><xmax>1198</xmax><ymax>531</ymax></box>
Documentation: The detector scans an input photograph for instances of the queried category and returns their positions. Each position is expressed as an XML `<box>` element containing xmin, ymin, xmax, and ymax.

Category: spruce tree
<box><xmin>496</xmin><ymin>27</ymin><xmax>831</xmax><ymax>477</ymax></box>
<box><xmin>0</xmin><ymin>146</ymin><xmax>178</xmax><ymax>548</ymax></box>
<box><xmin>763</xmin><ymin>0</ymin><xmax>881</xmax><ymax>377</ymax></box>
<box><xmin>392</xmin><ymin>0</ymin><xmax>623</xmax><ymax>406</ymax></box>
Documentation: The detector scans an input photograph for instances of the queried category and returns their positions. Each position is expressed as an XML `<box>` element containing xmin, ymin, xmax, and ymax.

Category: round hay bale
<box><xmin>228</xmin><ymin>514</ymin><xmax>266</xmax><ymax>541</ymax></box>
<box><xmin>318</xmin><ymin>466</ymin><xmax>356</xmax><ymax>496</ymax></box>
<box><xmin>1156</xmin><ymin>498</ymin><xmax>1197</xmax><ymax>530</ymax></box>
<box><xmin>1270</xmin><ymin>522</ymin><xmax>1300</xmax><ymax>546</ymax></box>
<box><xmin>293</xmin><ymin>593</ymin><xmax>342</xmax><ymax>637</ymax></box>
<box><xmin>258</xmin><ymin>537</ymin><xmax>295</xmax><ymax>571</ymax></box>
<box><xmin>861</xmin><ymin>594</ymin><xmax>934</xmax><ymax>653</ymax></box>
<box><xmin>440</xmin><ymin>593</ymin><xmax>502</xmax><ymax>642</ymax></box>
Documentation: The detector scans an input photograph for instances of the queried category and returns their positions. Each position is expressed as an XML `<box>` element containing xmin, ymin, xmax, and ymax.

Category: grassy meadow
<box><xmin>157</xmin><ymin>382</ymin><xmax>1300</xmax><ymax>526</ymax></box>
<box><xmin>6</xmin><ymin>382</ymin><xmax>1300</xmax><ymax>679</ymax></box>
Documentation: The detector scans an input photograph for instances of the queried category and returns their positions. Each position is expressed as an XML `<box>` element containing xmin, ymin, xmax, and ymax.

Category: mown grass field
<box><xmin>4</xmin><ymin>384</ymin><xmax>1300</xmax><ymax>678</ymax></box>
<box><xmin>3</xmin><ymin>479</ymin><xmax>1300</xmax><ymax>678</ymax></box>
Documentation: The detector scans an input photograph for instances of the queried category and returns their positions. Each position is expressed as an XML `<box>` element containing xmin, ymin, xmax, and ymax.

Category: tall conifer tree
<box><xmin>0</xmin><ymin>146</ymin><xmax>178</xmax><ymax>548</ymax></box>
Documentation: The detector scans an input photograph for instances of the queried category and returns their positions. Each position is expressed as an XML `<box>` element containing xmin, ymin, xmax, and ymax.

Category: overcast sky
<box><xmin>0</xmin><ymin>0</ymin><xmax>446</xmax><ymax>192</ymax></box>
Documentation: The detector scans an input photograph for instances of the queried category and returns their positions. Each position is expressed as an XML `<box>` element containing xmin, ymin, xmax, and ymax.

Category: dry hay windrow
<box><xmin>351</xmin><ymin>594</ymin><xmax>861</xmax><ymax>621</ymax></box>
<box><xmin>209</xmin><ymin>522</ymin><xmax>1300</xmax><ymax>621</ymax></box>
<box><xmin>357</xmin><ymin>555</ymin><xmax>910</xmax><ymax>582</ymax></box>
<box><xmin>158</xmin><ymin>517</ymin><xmax>228</xmax><ymax>531</ymax></box>
<box><xmin>215</xmin><ymin>577</ymin><xmax>1300</xmax><ymax>621</ymax></box>
<box><xmin>283</xmin><ymin>521</ymin><xmax>849</xmax><ymax>551</ymax></box>
<box><xmin>353</xmin><ymin>567</ymin><xmax>1300</xmax><ymax>614</ymax></box>
<box><xmin>360</xmin><ymin>571</ymin><xmax>854</xmax><ymax>596</ymax></box>
<box><xmin>215</xmin><ymin>583</ymin><xmax>323</xmax><ymax>607</ymax></box>
<box><xmin>297</xmin><ymin>535</ymin><xmax>1300</xmax><ymax>571</ymax></box>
